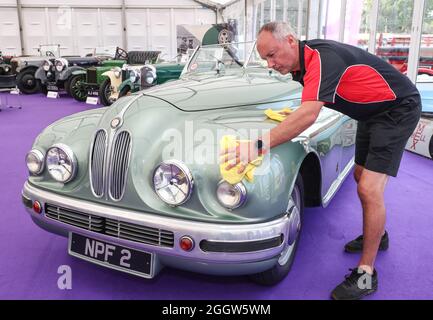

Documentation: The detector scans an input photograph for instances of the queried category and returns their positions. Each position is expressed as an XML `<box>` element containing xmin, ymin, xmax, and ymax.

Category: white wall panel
<box><xmin>1</xmin><ymin>1</ymin><xmax>215</xmax><ymax>57</ymax></box>
<box><xmin>19</xmin><ymin>0</ymin><xmax>122</xmax><ymax>7</ymax></box>
<box><xmin>0</xmin><ymin>8</ymin><xmax>21</xmax><ymax>55</ymax></box>
<box><xmin>21</xmin><ymin>8</ymin><xmax>49</xmax><ymax>55</ymax></box>
<box><xmin>75</xmin><ymin>9</ymin><xmax>99</xmax><ymax>56</ymax></box>
<box><xmin>125</xmin><ymin>9</ymin><xmax>148</xmax><ymax>51</ymax></box>
<box><xmin>149</xmin><ymin>9</ymin><xmax>171</xmax><ymax>56</ymax></box>
<box><xmin>48</xmin><ymin>8</ymin><xmax>74</xmax><ymax>55</ymax></box>
<box><xmin>126</xmin><ymin>0</ymin><xmax>202</xmax><ymax>7</ymax></box>
<box><xmin>100</xmin><ymin>9</ymin><xmax>123</xmax><ymax>48</ymax></box>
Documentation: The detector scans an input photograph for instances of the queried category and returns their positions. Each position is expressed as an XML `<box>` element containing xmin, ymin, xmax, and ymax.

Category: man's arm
<box><xmin>222</xmin><ymin>101</ymin><xmax>324</xmax><ymax>173</ymax></box>
<box><xmin>266</xmin><ymin>100</ymin><xmax>324</xmax><ymax>150</ymax></box>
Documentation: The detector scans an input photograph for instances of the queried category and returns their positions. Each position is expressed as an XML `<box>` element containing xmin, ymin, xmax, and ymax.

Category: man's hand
<box><xmin>220</xmin><ymin>140</ymin><xmax>258</xmax><ymax>174</ymax></box>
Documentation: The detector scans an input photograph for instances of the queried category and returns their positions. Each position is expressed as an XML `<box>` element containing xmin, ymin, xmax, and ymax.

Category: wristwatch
<box><xmin>255</xmin><ymin>139</ymin><xmax>265</xmax><ymax>155</ymax></box>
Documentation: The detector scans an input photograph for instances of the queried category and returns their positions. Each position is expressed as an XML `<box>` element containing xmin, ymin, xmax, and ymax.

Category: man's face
<box><xmin>257</xmin><ymin>31</ymin><xmax>299</xmax><ymax>75</ymax></box>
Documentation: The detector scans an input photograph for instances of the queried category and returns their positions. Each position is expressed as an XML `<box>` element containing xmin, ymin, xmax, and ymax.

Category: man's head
<box><xmin>257</xmin><ymin>22</ymin><xmax>300</xmax><ymax>75</ymax></box>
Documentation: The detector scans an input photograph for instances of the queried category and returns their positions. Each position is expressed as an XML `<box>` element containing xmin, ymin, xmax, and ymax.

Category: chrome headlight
<box><xmin>129</xmin><ymin>69</ymin><xmax>140</xmax><ymax>83</ymax></box>
<box><xmin>113</xmin><ymin>67</ymin><xmax>121</xmax><ymax>78</ymax></box>
<box><xmin>143</xmin><ymin>65</ymin><xmax>157</xmax><ymax>86</ymax></box>
<box><xmin>153</xmin><ymin>160</ymin><xmax>194</xmax><ymax>206</ymax></box>
<box><xmin>42</xmin><ymin>59</ymin><xmax>52</xmax><ymax>72</ymax></box>
<box><xmin>26</xmin><ymin>149</ymin><xmax>45</xmax><ymax>175</ymax></box>
<box><xmin>55</xmin><ymin>58</ymin><xmax>68</xmax><ymax>72</ymax></box>
<box><xmin>46</xmin><ymin>144</ymin><xmax>77</xmax><ymax>183</ymax></box>
<box><xmin>216</xmin><ymin>180</ymin><xmax>247</xmax><ymax>209</ymax></box>
<box><xmin>4</xmin><ymin>65</ymin><xmax>10</xmax><ymax>73</ymax></box>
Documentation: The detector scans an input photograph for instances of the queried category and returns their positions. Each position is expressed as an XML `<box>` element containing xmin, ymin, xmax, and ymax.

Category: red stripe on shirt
<box><xmin>335</xmin><ymin>65</ymin><xmax>397</xmax><ymax>104</ymax></box>
<box><xmin>301</xmin><ymin>45</ymin><xmax>322</xmax><ymax>102</ymax></box>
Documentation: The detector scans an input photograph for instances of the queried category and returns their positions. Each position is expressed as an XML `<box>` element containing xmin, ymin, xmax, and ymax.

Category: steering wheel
<box><xmin>115</xmin><ymin>47</ymin><xmax>128</xmax><ymax>60</ymax></box>
<box><xmin>46</xmin><ymin>51</ymin><xmax>55</xmax><ymax>57</ymax></box>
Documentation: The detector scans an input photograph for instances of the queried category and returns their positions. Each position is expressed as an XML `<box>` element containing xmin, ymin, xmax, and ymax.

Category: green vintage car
<box><xmin>69</xmin><ymin>48</ymin><xmax>156</xmax><ymax>102</ymax></box>
<box><xmin>22</xmin><ymin>42</ymin><xmax>356</xmax><ymax>285</ymax></box>
<box><xmin>116</xmin><ymin>61</ymin><xmax>186</xmax><ymax>99</ymax></box>
<box><xmin>98</xmin><ymin>51</ymin><xmax>180</xmax><ymax>106</ymax></box>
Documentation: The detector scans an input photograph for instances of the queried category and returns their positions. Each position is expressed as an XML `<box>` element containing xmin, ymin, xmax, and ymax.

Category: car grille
<box><xmin>105</xmin><ymin>218</ymin><xmax>174</xmax><ymax>247</ymax></box>
<box><xmin>90</xmin><ymin>130</ymin><xmax>107</xmax><ymax>197</ymax></box>
<box><xmin>11</xmin><ymin>61</ymin><xmax>18</xmax><ymax>74</ymax></box>
<box><xmin>122</xmin><ymin>69</ymin><xmax>128</xmax><ymax>82</ymax></box>
<box><xmin>87</xmin><ymin>68</ymin><xmax>97</xmax><ymax>84</ymax></box>
<box><xmin>90</xmin><ymin>130</ymin><xmax>131</xmax><ymax>201</ymax></box>
<box><xmin>45</xmin><ymin>204</ymin><xmax>104</xmax><ymax>232</ymax></box>
<box><xmin>45</xmin><ymin>203</ymin><xmax>174</xmax><ymax>248</ymax></box>
<box><xmin>109</xmin><ymin>131</ymin><xmax>131</xmax><ymax>201</ymax></box>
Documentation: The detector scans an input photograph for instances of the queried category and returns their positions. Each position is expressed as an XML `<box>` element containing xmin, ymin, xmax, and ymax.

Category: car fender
<box><xmin>59</xmin><ymin>66</ymin><xmax>85</xmax><ymax>81</ymax></box>
<box><xmin>118</xmin><ymin>78</ymin><xmax>133</xmax><ymax>93</ymax></box>
<box><xmin>34</xmin><ymin>66</ymin><xmax>46</xmax><ymax>81</ymax></box>
<box><xmin>72</xmin><ymin>69</ymin><xmax>87</xmax><ymax>77</ymax></box>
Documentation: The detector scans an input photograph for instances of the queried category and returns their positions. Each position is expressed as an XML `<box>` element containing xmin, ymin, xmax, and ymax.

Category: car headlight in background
<box><xmin>153</xmin><ymin>160</ymin><xmax>194</xmax><ymax>206</ymax></box>
<box><xmin>4</xmin><ymin>65</ymin><xmax>10</xmax><ymax>73</ymax></box>
<box><xmin>46</xmin><ymin>144</ymin><xmax>77</xmax><ymax>183</ymax></box>
<box><xmin>142</xmin><ymin>65</ymin><xmax>157</xmax><ymax>87</ymax></box>
<box><xmin>42</xmin><ymin>59</ymin><xmax>52</xmax><ymax>72</ymax></box>
<box><xmin>129</xmin><ymin>69</ymin><xmax>140</xmax><ymax>83</ymax></box>
<box><xmin>26</xmin><ymin>149</ymin><xmax>45</xmax><ymax>175</ymax></box>
<box><xmin>55</xmin><ymin>58</ymin><xmax>68</xmax><ymax>72</ymax></box>
<box><xmin>216</xmin><ymin>180</ymin><xmax>247</xmax><ymax>209</ymax></box>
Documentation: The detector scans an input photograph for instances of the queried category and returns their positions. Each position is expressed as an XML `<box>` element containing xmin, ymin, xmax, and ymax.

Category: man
<box><xmin>221</xmin><ymin>22</ymin><xmax>421</xmax><ymax>300</ymax></box>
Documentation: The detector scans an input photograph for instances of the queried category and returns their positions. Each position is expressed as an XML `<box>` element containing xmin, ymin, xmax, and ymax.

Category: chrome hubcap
<box><xmin>278</xmin><ymin>184</ymin><xmax>301</xmax><ymax>266</ymax></box>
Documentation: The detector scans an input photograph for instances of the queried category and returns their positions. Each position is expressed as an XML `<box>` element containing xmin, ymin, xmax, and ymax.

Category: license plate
<box><xmin>68</xmin><ymin>233</ymin><xmax>154</xmax><ymax>278</ymax></box>
<box><xmin>87</xmin><ymin>90</ymin><xmax>99</xmax><ymax>96</ymax></box>
<box><xmin>47</xmin><ymin>85</ymin><xmax>58</xmax><ymax>91</ymax></box>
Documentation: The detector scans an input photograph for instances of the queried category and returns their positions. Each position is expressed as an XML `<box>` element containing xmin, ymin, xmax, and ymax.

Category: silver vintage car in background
<box><xmin>22</xmin><ymin>42</ymin><xmax>356</xmax><ymax>285</ymax></box>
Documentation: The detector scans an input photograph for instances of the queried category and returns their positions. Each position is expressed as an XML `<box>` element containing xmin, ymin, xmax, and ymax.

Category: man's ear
<box><xmin>286</xmin><ymin>35</ymin><xmax>296</xmax><ymax>47</ymax></box>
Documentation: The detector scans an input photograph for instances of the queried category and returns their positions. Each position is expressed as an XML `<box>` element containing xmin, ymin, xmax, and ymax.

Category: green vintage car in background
<box><xmin>116</xmin><ymin>61</ymin><xmax>186</xmax><ymax>99</ymax></box>
<box><xmin>22</xmin><ymin>42</ymin><xmax>356</xmax><ymax>285</ymax></box>
<box><xmin>98</xmin><ymin>51</ymin><xmax>183</xmax><ymax>106</ymax></box>
<box><xmin>69</xmin><ymin>48</ymin><xmax>157</xmax><ymax>102</ymax></box>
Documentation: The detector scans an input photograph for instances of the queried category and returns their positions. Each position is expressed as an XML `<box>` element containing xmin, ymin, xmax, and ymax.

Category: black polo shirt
<box><xmin>291</xmin><ymin>39</ymin><xmax>420</xmax><ymax>121</ymax></box>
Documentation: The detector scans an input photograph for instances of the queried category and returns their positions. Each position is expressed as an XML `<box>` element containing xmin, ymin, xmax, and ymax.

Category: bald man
<box><xmin>222</xmin><ymin>22</ymin><xmax>421</xmax><ymax>300</ymax></box>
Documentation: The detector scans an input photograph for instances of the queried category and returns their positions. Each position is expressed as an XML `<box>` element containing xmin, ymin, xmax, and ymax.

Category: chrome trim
<box><xmin>89</xmin><ymin>129</ymin><xmax>107</xmax><ymax>198</ymax></box>
<box><xmin>26</xmin><ymin>149</ymin><xmax>45</xmax><ymax>175</ymax></box>
<box><xmin>216</xmin><ymin>180</ymin><xmax>247</xmax><ymax>210</ymax></box>
<box><xmin>322</xmin><ymin>157</ymin><xmax>355</xmax><ymax>207</ymax></box>
<box><xmin>152</xmin><ymin>159</ymin><xmax>194</xmax><ymax>206</ymax></box>
<box><xmin>23</xmin><ymin>181</ymin><xmax>289</xmax><ymax>264</ymax></box>
<box><xmin>46</xmin><ymin>143</ymin><xmax>77</xmax><ymax>183</ymax></box>
<box><xmin>108</xmin><ymin>130</ymin><xmax>132</xmax><ymax>202</ymax></box>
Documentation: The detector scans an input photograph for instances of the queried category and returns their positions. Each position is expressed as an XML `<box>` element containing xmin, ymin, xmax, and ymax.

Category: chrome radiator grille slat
<box><xmin>90</xmin><ymin>130</ymin><xmax>107</xmax><ymax>197</ymax></box>
<box><xmin>44</xmin><ymin>204</ymin><xmax>174</xmax><ymax>248</ymax></box>
<box><xmin>109</xmin><ymin>131</ymin><xmax>131</xmax><ymax>201</ymax></box>
<box><xmin>45</xmin><ymin>204</ymin><xmax>104</xmax><ymax>232</ymax></box>
<box><xmin>105</xmin><ymin>218</ymin><xmax>174</xmax><ymax>247</ymax></box>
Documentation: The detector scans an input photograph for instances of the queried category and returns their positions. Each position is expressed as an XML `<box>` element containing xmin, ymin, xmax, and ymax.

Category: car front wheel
<box><xmin>249</xmin><ymin>173</ymin><xmax>304</xmax><ymax>286</ymax></box>
<box><xmin>16</xmin><ymin>69</ymin><xmax>40</xmax><ymax>94</ymax></box>
<box><xmin>99</xmin><ymin>78</ymin><xmax>115</xmax><ymax>106</ymax></box>
<box><xmin>70</xmin><ymin>74</ymin><xmax>87</xmax><ymax>102</ymax></box>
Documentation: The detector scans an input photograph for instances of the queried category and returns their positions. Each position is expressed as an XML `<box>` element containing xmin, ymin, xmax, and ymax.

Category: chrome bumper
<box><xmin>22</xmin><ymin>181</ymin><xmax>290</xmax><ymax>265</ymax></box>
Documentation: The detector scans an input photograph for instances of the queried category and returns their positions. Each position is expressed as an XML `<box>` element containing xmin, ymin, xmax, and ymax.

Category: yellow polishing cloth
<box><xmin>264</xmin><ymin>107</ymin><xmax>293</xmax><ymax>122</ymax></box>
<box><xmin>219</xmin><ymin>135</ymin><xmax>263</xmax><ymax>184</ymax></box>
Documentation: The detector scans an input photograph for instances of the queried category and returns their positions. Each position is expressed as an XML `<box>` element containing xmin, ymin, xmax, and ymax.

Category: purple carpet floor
<box><xmin>0</xmin><ymin>92</ymin><xmax>432</xmax><ymax>300</ymax></box>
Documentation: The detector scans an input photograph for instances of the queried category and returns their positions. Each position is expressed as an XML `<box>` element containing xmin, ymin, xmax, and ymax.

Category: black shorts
<box><xmin>355</xmin><ymin>95</ymin><xmax>422</xmax><ymax>177</ymax></box>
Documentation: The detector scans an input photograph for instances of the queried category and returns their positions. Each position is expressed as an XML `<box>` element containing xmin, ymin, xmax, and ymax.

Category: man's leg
<box><xmin>356</xmin><ymin>168</ymin><xmax>388</xmax><ymax>272</ymax></box>
<box><xmin>353</xmin><ymin>164</ymin><xmax>364</xmax><ymax>184</ymax></box>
